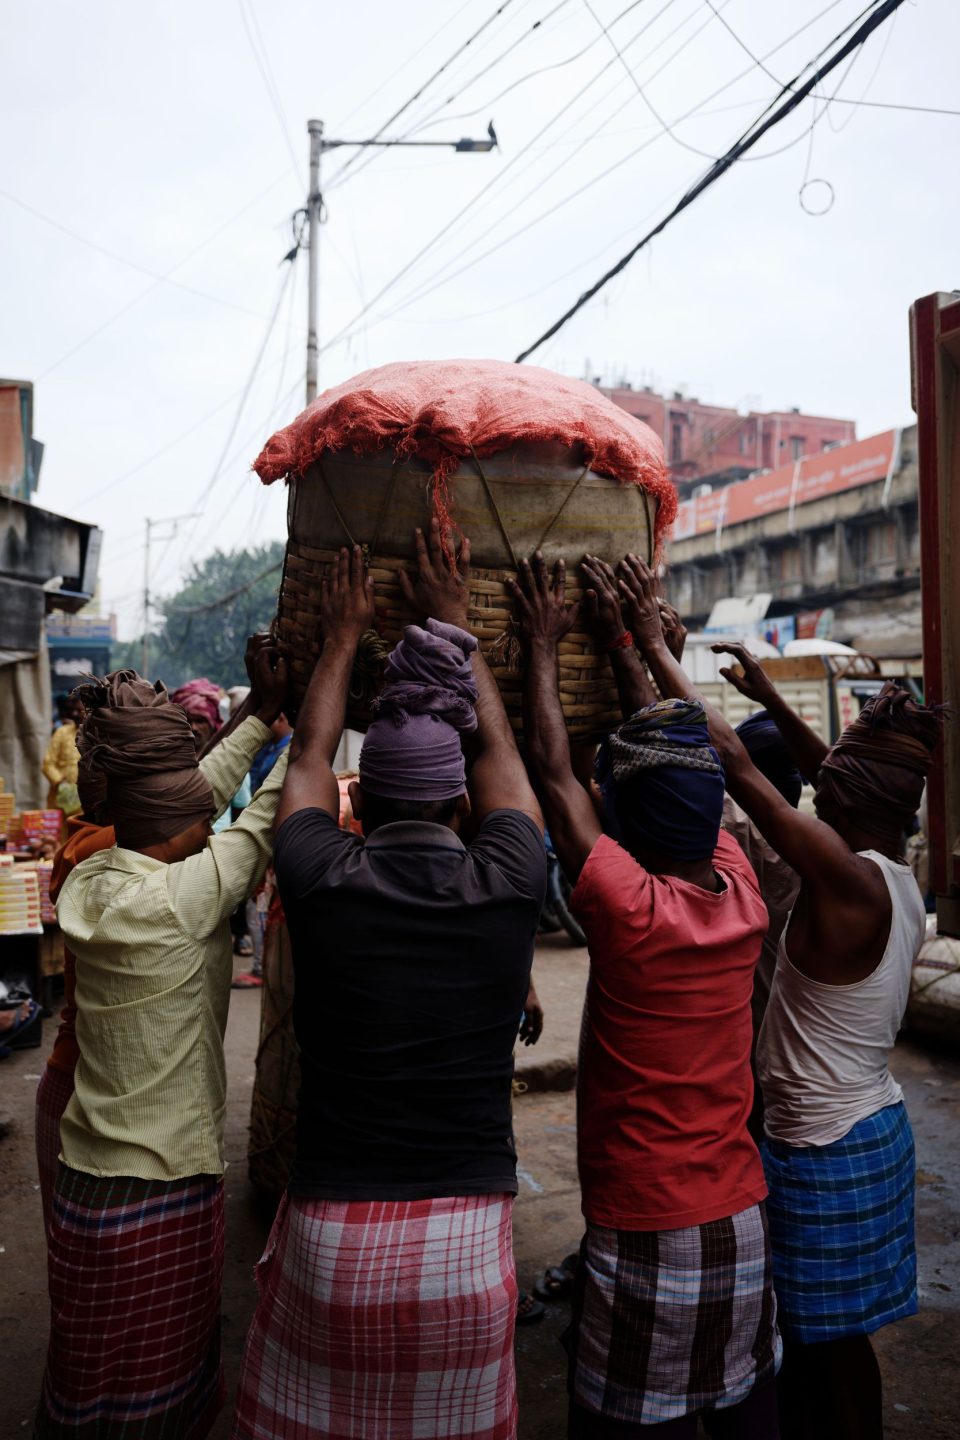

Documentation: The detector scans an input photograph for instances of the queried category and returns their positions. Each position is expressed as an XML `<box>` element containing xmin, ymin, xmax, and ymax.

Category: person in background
<box><xmin>35</xmin><ymin>644</ymin><xmax>289</xmax><ymax>1440</ymax></box>
<box><xmin>42</xmin><ymin>694</ymin><xmax>83</xmax><ymax>809</ymax></box>
<box><xmin>33</xmin><ymin>745</ymin><xmax>114</xmax><ymax>1235</ymax></box>
<box><xmin>232</xmin><ymin>530</ymin><xmax>546</xmax><ymax>1440</ymax></box>
<box><xmin>231</xmin><ymin>710</ymin><xmax>294</xmax><ymax>988</ymax></box>
<box><xmin>620</xmin><ymin>554</ymin><xmax>943</xmax><ymax>1440</ymax></box>
<box><xmin>249</xmin><ymin>711</ymin><xmax>293</xmax><ymax>793</ymax></box>
<box><xmin>170</xmin><ymin>676</ymin><xmax>224</xmax><ymax>750</ymax></box>
<box><xmin>722</xmin><ymin>700</ymin><xmax>805</xmax><ymax>1142</ymax></box>
<box><xmin>514</xmin><ymin>552</ymin><xmax>780</xmax><ymax>1440</ymax></box>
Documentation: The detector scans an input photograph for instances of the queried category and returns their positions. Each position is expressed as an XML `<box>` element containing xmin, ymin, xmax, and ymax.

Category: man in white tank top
<box><xmin>617</xmin><ymin>557</ymin><xmax>944</xmax><ymax>1440</ymax></box>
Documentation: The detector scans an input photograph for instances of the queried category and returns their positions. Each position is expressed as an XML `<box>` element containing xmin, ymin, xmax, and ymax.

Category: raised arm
<box><xmin>399</xmin><ymin>519</ymin><xmax>542</xmax><ymax>832</ymax></box>
<box><xmin>510</xmin><ymin>553</ymin><xmax>601</xmax><ymax>882</ymax></box>
<box><xmin>274</xmin><ymin>545</ymin><xmax>376</xmax><ymax>833</ymax></box>
<box><xmin>199</xmin><ymin>642</ymin><xmax>288</xmax><ymax>815</ymax></box>
<box><xmin>197</xmin><ymin>633</ymin><xmax>278</xmax><ymax>762</ymax></box>
<box><xmin>615</xmin><ymin>554</ymin><xmax>874</xmax><ymax>903</ymax></box>
<box><xmin>709</xmin><ymin>641</ymin><xmax>829</xmax><ymax>784</ymax></box>
<box><xmin>580</xmin><ymin>554</ymin><xmax>658</xmax><ymax>718</ymax></box>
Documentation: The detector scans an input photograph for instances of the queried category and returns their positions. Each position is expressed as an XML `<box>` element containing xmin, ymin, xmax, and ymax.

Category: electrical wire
<box><xmin>0</xmin><ymin>186</ymin><xmax>273</xmax><ymax>322</ymax></box>
<box><xmin>237</xmin><ymin>0</ymin><xmax>301</xmax><ymax>177</ymax></box>
<box><xmin>75</xmin><ymin>302</ymin><xmax>300</xmax><ymax>508</ymax></box>
<box><xmin>323</xmin><ymin>0</ymin><xmax>522</xmax><ymax>191</ymax></box>
<box><xmin>337</xmin><ymin>0</ymin><xmax>478</xmax><ymax>130</ymax></box>
<box><xmin>376</xmin><ymin>0</ymin><xmax>576</xmax><ymax>146</ymax></box>
<box><xmin>405</xmin><ymin>0</ymin><xmax>649</xmax><ymax>136</ymax></box>
<box><xmin>177</xmin><ymin>369</ymin><xmax>305</xmax><ymax>571</ymax></box>
<box><xmin>167</xmin><ymin>263</ymin><xmax>296</xmax><ymax>566</ymax></box>
<box><xmin>315</xmin><ymin>0</ymin><xmax>702</xmax><ymax>355</ymax></box>
<box><xmin>515</xmin><ymin>0</ymin><xmax>908</xmax><ymax>363</ymax></box>
<box><xmin>350</xmin><ymin>0</ymin><xmax>850</xmax><ymax>328</ymax></box>
<box><xmin>379</xmin><ymin>0</ymin><xmax>723</xmax><ymax>320</ymax></box>
<box><xmin>31</xmin><ymin>175</ymin><xmax>290</xmax><ymax>381</ymax></box>
<box><xmin>580</xmin><ymin>0</ymin><xmax>730</xmax><ymax>160</ymax></box>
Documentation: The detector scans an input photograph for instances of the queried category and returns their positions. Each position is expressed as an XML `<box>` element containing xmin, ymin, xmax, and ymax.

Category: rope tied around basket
<box><xmin>349</xmin><ymin>627</ymin><xmax>392</xmax><ymax>708</ymax></box>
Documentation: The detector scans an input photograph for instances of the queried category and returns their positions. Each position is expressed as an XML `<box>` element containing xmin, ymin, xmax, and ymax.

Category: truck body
<box><xmin>910</xmin><ymin>291</ymin><xmax>960</xmax><ymax>937</ymax></box>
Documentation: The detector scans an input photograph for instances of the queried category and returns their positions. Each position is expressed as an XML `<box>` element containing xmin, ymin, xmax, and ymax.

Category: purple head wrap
<box><xmin>359</xmin><ymin>619</ymin><xmax>479</xmax><ymax>803</ymax></box>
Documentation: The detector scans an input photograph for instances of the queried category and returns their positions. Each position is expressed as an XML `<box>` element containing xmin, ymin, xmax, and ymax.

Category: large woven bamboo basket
<box><xmin>277</xmin><ymin>439</ymin><xmax>657</xmax><ymax>741</ymax></box>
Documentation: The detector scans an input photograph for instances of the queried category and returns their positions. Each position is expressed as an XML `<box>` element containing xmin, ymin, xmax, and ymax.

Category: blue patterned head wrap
<box><xmin>735</xmin><ymin>710</ymin><xmax>803</xmax><ymax>809</ymax></box>
<box><xmin>603</xmin><ymin>698</ymin><xmax>725</xmax><ymax>863</ymax></box>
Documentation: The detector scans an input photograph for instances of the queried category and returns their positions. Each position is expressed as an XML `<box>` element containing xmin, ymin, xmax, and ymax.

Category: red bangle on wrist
<box><xmin>605</xmin><ymin>630</ymin><xmax>635</xmax><ymax>653</ymax></box>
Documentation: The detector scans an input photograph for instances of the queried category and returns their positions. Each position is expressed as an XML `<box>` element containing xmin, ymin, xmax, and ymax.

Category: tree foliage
<box><xmin>113</xmin><ymin>543</ymin><xmax>285</xmax><ymax>690</ymax></box>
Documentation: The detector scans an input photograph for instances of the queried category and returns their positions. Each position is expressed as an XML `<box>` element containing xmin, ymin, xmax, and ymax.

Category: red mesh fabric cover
<box><xmin>254</xmin><ymin>359</ymin><xmax>675</xmax><ymax>543</ymax></box>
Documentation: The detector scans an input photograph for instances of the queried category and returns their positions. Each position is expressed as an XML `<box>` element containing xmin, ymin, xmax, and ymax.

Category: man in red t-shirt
<box><xmin>511</xmin><ymin>554</ymin><xmax>781</xmax><ymax>1439</ymax></box>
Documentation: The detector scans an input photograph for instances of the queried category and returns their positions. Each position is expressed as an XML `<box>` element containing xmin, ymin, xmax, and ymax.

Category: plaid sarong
<box><xmin>568</xmin><ymin>1204</ymin><xmax>781</xmax><ymax>1425</ymax></box>
<box><xmin>761</xmin><ymin>1100</ymin><xmax>917</xmax><ymax>1343</ymax></box>
<box><xmin>35</xmin><ymin>1166</ymin><xmax>225</xmax><ymax>1439</ymax></box>
<box><xmin>34</xmin><ymin>1066</ymin><xmax>75</xmax><ymax>1237</ymax></box>
<box><xmin>232</xmin><ymin>1192</ymin><xmax>517</xmax><ymax>1440</ymax></box>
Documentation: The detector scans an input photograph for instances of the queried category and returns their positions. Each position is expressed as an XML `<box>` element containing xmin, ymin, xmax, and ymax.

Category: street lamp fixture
<box><xmin>302</xmin><ymin>119</ymin><xmax>500</xmax><ymax>402</ymax></box>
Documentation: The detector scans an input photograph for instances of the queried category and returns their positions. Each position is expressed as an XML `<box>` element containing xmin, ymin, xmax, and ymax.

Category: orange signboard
<box><xmin>672</xmin><ymin>430</ymin><xmax>898</xmax><ymax>541</ymax></box>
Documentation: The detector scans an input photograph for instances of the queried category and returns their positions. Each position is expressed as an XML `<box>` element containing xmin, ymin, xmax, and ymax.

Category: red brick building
<box><xmin>601</xmin><ymin>384</ymin><xmax>856</xmax><ymax>497</ymax></box>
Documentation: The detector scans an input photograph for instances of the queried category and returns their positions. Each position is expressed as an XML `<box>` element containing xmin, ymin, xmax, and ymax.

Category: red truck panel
<box><xmin>910</xmin><ymin>291</ymin><xmax>960</xmax><ymax>934</ymax></box>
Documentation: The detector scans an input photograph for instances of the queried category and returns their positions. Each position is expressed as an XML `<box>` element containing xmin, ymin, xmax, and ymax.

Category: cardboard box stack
<box><xmin>0</xmin><ymin>855</ymin><xmax>43</xmax><ymax>936</ymax></box>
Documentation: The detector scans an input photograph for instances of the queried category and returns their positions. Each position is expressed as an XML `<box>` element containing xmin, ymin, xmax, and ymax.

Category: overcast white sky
<box><xmin>3</xmin><ymin>0</ymin><xmax>957</xmax><ymax>638</ymax></box>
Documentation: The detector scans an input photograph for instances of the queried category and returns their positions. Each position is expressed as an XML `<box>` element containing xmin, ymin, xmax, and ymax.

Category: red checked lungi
<box><xmin>34</xmin><ymin>1067</ymin><xmax>75</xmax><ymax>1236</ymax></box>
<box><xmin>232</xmin><ymin>1192</ymin><xmax>517</xmax><ymax>1440</ymax></box>
<box><xmin>35</xmin><ymin>1166</ymin><xmax>225</xmax><ymax>1440</ymax></box>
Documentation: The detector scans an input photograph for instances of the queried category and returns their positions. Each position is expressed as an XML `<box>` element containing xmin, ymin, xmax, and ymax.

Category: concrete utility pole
<box><xmin>141</xmin><ymin>512</ymin><xmax>202</xmax><ymax>676</ymax></box>
<box><xmin>142</xmin><ymin>517</ymin><xmax>151</xmax><ymax>677</ymax></box>
<box><xmin>303</xmin><ymin>119</ymin><xmax>497</xmax><ymax>406</ymax></box>
<box><xmin>305</xmin><ymin>119</ymin><xmax>324</xmax><ymax>406</ymax></box>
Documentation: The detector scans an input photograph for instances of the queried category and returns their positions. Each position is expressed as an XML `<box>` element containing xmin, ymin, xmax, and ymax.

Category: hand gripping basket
<box><xmin>255</xmin><ymin>360</ymin><xmax>675</xmax><ymax>741</ymax></box>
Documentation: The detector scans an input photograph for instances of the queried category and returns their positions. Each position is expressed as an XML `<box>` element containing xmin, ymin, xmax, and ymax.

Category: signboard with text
<box><xmin>672</xmin><ymin>430</ymin><xmax>898</xmax><ymax>541</ymax></box>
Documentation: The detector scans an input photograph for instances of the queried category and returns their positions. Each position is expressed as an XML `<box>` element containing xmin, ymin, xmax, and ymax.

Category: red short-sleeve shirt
<box><xmin>570</xmin><ymin>828</ymin><xmax>769</xmax><ymax>1231</ymax></box>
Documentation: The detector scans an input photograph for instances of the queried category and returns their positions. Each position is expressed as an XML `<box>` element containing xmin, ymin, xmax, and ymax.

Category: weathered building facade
<box><xmin>601</xmin><ymin>383</ymin><xmax>856</xmax><ymax>494</ymax></box>
<box><xmin>663</xmin><ymin>426</ymin><xmax>921</xmax><ymax>658</ymax></box>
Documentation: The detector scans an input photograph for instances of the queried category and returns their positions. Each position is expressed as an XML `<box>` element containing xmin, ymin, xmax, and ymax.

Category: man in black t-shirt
<box><xmin>232</xmin><ymin>526</ymin><xmax>546</xmax><ymax>1440</ymax></box>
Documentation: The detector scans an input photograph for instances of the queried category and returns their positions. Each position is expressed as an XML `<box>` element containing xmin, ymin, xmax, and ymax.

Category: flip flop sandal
<box><xmin>534</xmin><ymin>1252</ymin><xmax>580</xmax><ymax>1302</ymax></box>
<box><xmin>233</xmin><ymin>937</ymin><xmax>254</xmax><ymax>957</ymax></box>
<box><xmin>516</xmin><ymin>1289</ymin><xmax>546</xmax><ymax>1325</ymax></box>
<box><xmin>231</xmin><ymin>971</ymin><xmax>264</xmax><ymax>989</ymax></box>
<box><xmin>0</xmin><ymin>999</ymin><xmax>40</xmax><ymax>1058</ymax></box>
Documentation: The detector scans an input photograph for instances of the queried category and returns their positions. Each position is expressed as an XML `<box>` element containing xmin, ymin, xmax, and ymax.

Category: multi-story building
<box><xmin>601</xmin><ymin>383</ymin><xmax>857</xmax><ymax>497</ymax></box>
<box><xmin>662</xmin><ymin>426</ymin><xmax>920</xmax><ymax>659</ymax></box>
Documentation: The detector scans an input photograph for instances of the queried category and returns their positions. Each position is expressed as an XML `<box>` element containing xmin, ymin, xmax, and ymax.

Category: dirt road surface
<box><xmin>2</xmin><ymin>940</ymin><xmax>958</xmax><ymax>1437</ymax></box>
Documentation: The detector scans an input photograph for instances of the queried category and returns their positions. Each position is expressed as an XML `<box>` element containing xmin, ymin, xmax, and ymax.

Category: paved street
<box><xmin>2</xmin><ymin>939</ymin><xmax>959</xmax><ymax>1438</ymax></box>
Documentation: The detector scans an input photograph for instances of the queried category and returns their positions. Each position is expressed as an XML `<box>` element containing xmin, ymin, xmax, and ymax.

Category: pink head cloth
<box><xmin>170</xmin><ymin>678</ymin><xmax>223</xmax><ymax>733</ymax></box>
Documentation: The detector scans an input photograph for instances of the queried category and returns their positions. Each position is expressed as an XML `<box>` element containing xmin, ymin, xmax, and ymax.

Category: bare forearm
<box><xmin>643</xmin><ymin>638</ymin><xmax>748</xmax><ymax>768</ymax></box>
<box><xmin>523</xmin><ymin>640</ymin><xmax>573</xmax><ymax>789</ymax></box>
<box><xmin>291</xmin><ymin>638</ymin><xmax>355</xmax><ymax>764</ymax></box>
<box><xmin>763</xmin><ymin>692</ymin><xmax>830</xmax><ymax>784</ymax></box>
<box><xmin>469</xmin><ymin>645</ymin><xmax>517</xmax><ymax>756</ymax></box>
<box><xmin>609</xmin><ymin>646</ymin><xmax>658</xmax><ymax>718</ymax></box>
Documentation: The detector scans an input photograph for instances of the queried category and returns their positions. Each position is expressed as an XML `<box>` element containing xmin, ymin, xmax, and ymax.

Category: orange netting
<box><xmin>253</xmin><ymin>359</ymin><xmax>675</xmax><ymax>544</ymax></box>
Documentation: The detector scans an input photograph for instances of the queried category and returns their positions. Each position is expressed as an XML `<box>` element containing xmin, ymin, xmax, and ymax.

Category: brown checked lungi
<box><xmin>568</xmin><ymin>1204</ymin><xmax>781</xmax><ymax>1427</ymax></box>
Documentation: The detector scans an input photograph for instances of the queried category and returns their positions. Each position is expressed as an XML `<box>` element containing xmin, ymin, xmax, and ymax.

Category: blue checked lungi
<box><xmin>567</xmin><ymin>1204</ymin><xmax>781</xmax><ymax>1425</ymax></box>
<box><xmin>761</xmin><ymin>1101</ymin><xmax>917</xmax><ymax>1344</ymax></box>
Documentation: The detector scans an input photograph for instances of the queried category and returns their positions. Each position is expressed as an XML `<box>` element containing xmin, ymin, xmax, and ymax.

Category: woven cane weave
<box><xmin>278</xmin><ymin>542</ymin><xmax>625</xmax><ymax>740</ymax></box>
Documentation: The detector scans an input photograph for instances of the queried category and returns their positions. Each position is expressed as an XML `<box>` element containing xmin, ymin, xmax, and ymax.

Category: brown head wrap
<box><xmin>74</xmin><ymin>670</ymin><xmax>215</xmax><ymax>850</ymax></box>
<box><xmin>815</xmin><ymin>681</ymin><xmax>944</xmax><ymax>843</ymax></box>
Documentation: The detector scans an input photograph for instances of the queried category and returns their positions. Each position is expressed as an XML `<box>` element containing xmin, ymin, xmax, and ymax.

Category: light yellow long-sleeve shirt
<box><xmin>42</xmin><ymin>721</ymin><xmax>80</xmax><ymax>806</ymax></box>
<box><xmin>56</xmin><ymin>716</ymin><xmax>287</xmax><ymax>1181</ymax></box>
